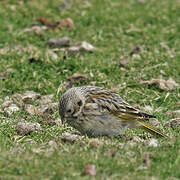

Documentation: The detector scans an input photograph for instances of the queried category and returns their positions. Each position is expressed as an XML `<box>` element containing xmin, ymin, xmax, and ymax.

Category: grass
<box><xmin>0</xmin><ymin>0</ymin><xmax>180</xmax><ymax>179</ymax></box>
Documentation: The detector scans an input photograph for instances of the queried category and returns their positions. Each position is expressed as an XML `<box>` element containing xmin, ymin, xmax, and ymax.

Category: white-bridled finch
<box><xmin>59</xmin><ymin>86</ymin><xmax>167</xmax><ymax>138</ymax></box>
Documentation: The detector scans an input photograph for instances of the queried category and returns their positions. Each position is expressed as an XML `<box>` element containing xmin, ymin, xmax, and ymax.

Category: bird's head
<box><xmin>59</xmin><ymin>87</ymin><xmax>85</xmax><ymax>123</ymax></box>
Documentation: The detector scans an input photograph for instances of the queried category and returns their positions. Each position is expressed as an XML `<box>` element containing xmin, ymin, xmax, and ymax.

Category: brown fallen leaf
<box><xmin>140</xmin><ymin>78</ymin><xmax>179</xmax><ymax>91</ymax></box>
<box><xmin>164</xmin><ymin>118</ymin><xmax>180</xmax><ymax>129</ymax></box>
<box><xmin>68</xmin><ymin>73</ymin><xmax>89</xmax><ymax>84</ymax></box>
<box><xmin>37</xmin><ymin>17</ymin><xmax>52</xmax><ymax>27</ymax></box>
<box><xmin>56</xmin><ymin>18</ymin><xmax>75</xmax><ymax>30</ymax></box>
<box><xmin>84</xmin><ymin>164</ymin><xmax>96</xmax><ymax>176</ymax></box>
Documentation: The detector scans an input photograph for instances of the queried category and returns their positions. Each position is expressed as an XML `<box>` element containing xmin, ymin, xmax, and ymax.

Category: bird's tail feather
<box><xmin>137</xmin><ymin>120</ymin><xmax>168</xmax><ymax>138</ymax></box>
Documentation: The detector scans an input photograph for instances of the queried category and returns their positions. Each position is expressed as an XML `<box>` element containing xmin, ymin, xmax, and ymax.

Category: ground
<box><xmin>0</xmin><ymin>0</ymin><xmax>180</xmax><ymax>179</ymax></box>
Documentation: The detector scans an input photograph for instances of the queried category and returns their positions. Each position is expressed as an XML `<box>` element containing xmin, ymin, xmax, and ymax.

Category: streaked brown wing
<box><xmin>86</xmin><ymin>88</ymin><xmax>155</xmax><ymax>121</ymax></box>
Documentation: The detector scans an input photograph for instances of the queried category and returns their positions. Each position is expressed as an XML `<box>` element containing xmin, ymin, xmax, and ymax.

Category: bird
<box><xmin>59</xmin><ymin>86</ymin><xmax>167</xmax><ymax>138</ymax></box>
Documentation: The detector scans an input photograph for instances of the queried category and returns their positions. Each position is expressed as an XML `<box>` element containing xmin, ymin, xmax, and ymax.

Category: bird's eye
<box><xmin>67</xmin><ymin>109</ymin><xmax>72</xmax><ymax>113</ymax></box>
<box><xmin>77</xmin><ymin>100</ymin><xmax>82</xmax><ymax>106</ymax></box>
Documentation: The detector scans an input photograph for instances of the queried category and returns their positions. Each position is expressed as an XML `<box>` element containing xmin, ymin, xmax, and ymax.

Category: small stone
<box><xmin>1</xmin><ymin>99</ymin><xmax>14</xmax><ymax>108</ymax></box>
<box><xmin>140</xmin><ymin>78</ymin><xmax>179</xmax><ymax>91</ymax></box>
<box><xmin>22</xmin><ymin>91</ymin><xmax>41</xmax><ymax>103</ymax></box>
<box><xmin>38</xmin><ymin>94</ymin><xmax>54</xmax><ymax>105</ymax></box>
<box><xmin>132</xmin><ymin>54</ymin><xmax>141</xmax><ymax>60</ymax></box>
<box><xmin>46</xmin><ymin>50</ymin><xmax>58</xmax><ymax>61</ymax></box>
<box><xmin>23</xmin><ymin>25</ymin><xmax>48</xmax><ymax>35</ymax></box>
<box><xmin>4</xmin><ymin>104</ymin><xmax>20</xmax><ymax>115</ymax></box>
<box><xmin>165</xmin><ymin>110</ymin><xmax>180</xmax><ymax>118</ymax></box>
<box><xmin>48</xmin><ymin>140</ymin><xmax>58</xmax><ymax>150</ymax></box>
<box><xmin>67</xmin><ymin>46</ymin><xmax>81</xmax><ymax>56</ymax></box>
<box><xmin>164</xmin><ymin>118</ymin><xmax>180</xmax><ymax>129</ymax></box>
<box><xmin>61</xmin><ymin>132</ymin><xmax>83</xmax><ymax>143</ymax></box>
<box><xmin>119</xmin><ymin>58</ymin><xmax>129</xmax><ymax>67</ymax></box>
<box><xmin>24</xmin><ymin>104</ymin><xmax>37</xmax><ymax>115</ymax></box>
<box><xmin>16</xmin><ymin>122</ymin><xmax>42</xmax><ymax>135</ymax></box>
<box><xmin>54</xmin><ymin>118</ymin><xmax>62</xmax><ymax>126</ymax></box>
<box><xmin>38</xmin><ymin>102</ymin><xmax>58</xmax><ymax>115</ymax></box>
<box><xmin>79</xmin><ymin>41</ymin><xmax>96</xmax><ymax>52</ymax></box>
<box><xmin>148</xmin><ymin>138</ymin><xmax>159</xmax><ymax>147</ymax></box>
<box><xmin>160</xmin><ymin>70</ymin><xmax>166</xmax><ymax>75</ymax></box>
<box><xmin>47</xmin><ymin>37</ymin><xmax>70</xmax><ymax>48</ymax></box>
<box><xmin>12</xmin><ymin>94</ymin><xmax>24</xmax><ymax>108</ymax></box>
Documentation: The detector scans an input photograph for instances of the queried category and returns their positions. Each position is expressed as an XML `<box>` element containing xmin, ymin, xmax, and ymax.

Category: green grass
<box><xmin>0</xmin><ymin>0</ymin><xmax>180</xmax><ymax>179</ymax></box>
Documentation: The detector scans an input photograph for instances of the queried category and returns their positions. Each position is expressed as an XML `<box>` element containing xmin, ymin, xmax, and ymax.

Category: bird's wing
<box><xmin>84</xmin><ymin>86</ymin><xmax>168</xmax><ymax>138</ymax></box>
<box><xmin>85</xmin><ymin>87</ymin><xmax>155</xmax><ymax>121</ymax></box>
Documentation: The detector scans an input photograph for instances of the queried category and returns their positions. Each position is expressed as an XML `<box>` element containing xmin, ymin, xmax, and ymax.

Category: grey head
<box><xmin>59</xmin><ymin>87</ymin><xmax>86</xmax><ymax>123</ymax></box>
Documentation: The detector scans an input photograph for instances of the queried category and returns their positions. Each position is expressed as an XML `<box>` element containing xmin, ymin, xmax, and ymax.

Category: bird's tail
<box><xmin>137</xmin><ymin>120</ymin><xmax>168</xmax><ymax>138</ymax></box>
